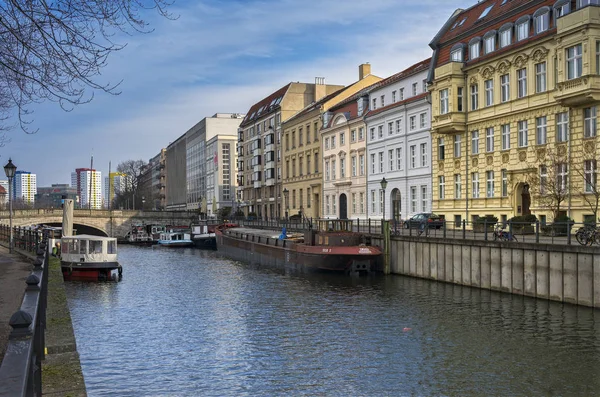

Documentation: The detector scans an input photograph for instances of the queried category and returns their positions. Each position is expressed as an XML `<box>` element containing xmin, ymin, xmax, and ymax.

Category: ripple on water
<box><xmin>66</xmin><ymin>246</ymin><xmax>600</xmax><ymax>397</ymax></box>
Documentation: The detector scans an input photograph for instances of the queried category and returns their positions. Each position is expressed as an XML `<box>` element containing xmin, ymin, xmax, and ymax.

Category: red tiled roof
<box><xmin>364</xmin><ymin>92</ymin><xmax>429</xmax><ymax>118</ymax></box>
<box><xmin>0</xmin><ymin>186</ymin><xmax>6</xmax><ymax>195</ymax></box>
<box><xmin>373</xmin><ymin>58</ymin><xmax>431</xmax><ymax>90</ymax></box>
<box><xmin>239</xmin><ymin>83</ymin><xmax>291</xmax><ymax>128</ymax></box>
<box><xmin>435</xmin><ymin>0</ymin><xmax>556</xmax><ymax>67</ymax></box>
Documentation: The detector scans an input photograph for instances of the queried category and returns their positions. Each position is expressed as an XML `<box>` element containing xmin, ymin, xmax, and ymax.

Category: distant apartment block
<box><xmin>71</xmin><ymin>168</ymin><xmax>102</xmax><ymax>209</ymax></box>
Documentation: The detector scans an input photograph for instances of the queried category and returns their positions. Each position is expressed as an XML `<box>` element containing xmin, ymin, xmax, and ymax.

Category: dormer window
<box><xmin>484</xmin><ymin>31</ymin><xmax>496</xmax><ymax>54</ymax></box>
<box><xmin>499</xmin><ymin>24</ymin><xmax>513</xmax><ymax>48</ymax></box>
<box><xmin>534</xmin><ymin>7</ymin><xmax>550</xmax><ymax>34</ymax></box>
<box><xmin>469</xmin><ymin>38</ymin><xmax>481</xmax><ymax>60</ymax></box>
<box><xmin>554</xmin><ymin>0</ymin><xmax>570</xmax><ymax>18</ymax></box>
<box><xmin>516</xmin><ymin>16</ymin><xmax>530</xmax><ymax>41</ymax></box>
<box><xmin>478</xmin><ymin>4</ymin><xmax>494</xmax><ymax>20</ymax></box>
<box><xmin>450</xmin><ymin>43</ymin><xmax>464</xmax><ymax>62</ymax></box>
<box><xmin>579</xmin><ymin>0</ymin><xmax>600</xmax><ymax>8</ymax></box>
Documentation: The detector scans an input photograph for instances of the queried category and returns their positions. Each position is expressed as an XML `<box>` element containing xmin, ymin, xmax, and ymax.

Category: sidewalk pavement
<box><xmin>0</xmin><ymin>245</ymin><xmax>34</xmax><ymax>363</ymax></box>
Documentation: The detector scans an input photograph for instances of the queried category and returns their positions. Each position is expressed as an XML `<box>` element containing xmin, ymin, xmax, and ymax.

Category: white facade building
<box><xmin>104</xmin><ymin>173</ymin><xmax>126</xmax><ymax>208</ymax></box>
<box><xmin>14</xmin><ymin>171</ymin><xmax>37</xmax><ymax>205</ymax></box>
<box><xmin>71</xmin><ymin>169</ymin><xmax>102</xmax><ymax>209</ymax></box>
<box><xmin>365</xmin><ymin>59</ymin><xmax>432</xmax><ymax>221</ymax></box>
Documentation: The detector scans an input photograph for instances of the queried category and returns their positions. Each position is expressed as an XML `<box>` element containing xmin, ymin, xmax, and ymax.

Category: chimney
<box><xmin>359</xmin><ymin>63</ymin><xmax>371</xmax><ymax>80</ymax></box>
<box><xmin>314</xmin><ymin>77</ymin><xmax>326</xmax><ymax>102</ymax></box>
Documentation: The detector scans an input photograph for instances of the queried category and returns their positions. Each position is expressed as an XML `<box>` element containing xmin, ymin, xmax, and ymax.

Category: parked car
<box><xmin>403</xmin><ymin>213</ymin><xmax>444</xmax><ymax>229</ymax></box>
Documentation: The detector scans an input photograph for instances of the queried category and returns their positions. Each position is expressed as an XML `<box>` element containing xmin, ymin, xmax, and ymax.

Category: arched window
<box><xmin>515</xmin><ymin>15</ymin><xmax>531</xmax><ymax>41</ymax></box>
<box><xmin>534</xmin><ymin>7</ymin><xmax>551</xmax><ymax>34</ymax></box>
<box><xmin>483</xmin><ymin>30</ymin><xmax>497</xmax><ymax>54</ymax></box>
<box><xmin>450</xmin><ymin>43</ymin><xmax>465</xmax><ymax>62</ymax></box>
<box><xmin>554</xmin><ymin>0</ymin><xmax>570</xmax><ymax>19</ymax></box>
<box><xmin>498</xmin><ymin>23</ymin><xmax>513</xmax><ymax>48</ymax></box>
<box><xmin>469</xmin><ymin>37</ymin><xmax>481</xmax><ymax>60</ymax></box>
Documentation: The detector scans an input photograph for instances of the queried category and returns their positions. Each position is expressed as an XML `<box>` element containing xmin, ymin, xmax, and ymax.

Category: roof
<box><xmin>239</xmin><ymin>84</ymin><xmax>291</xmax><ymax>128</ymax></box>
<box><xmin>364</xmin><ymin>92</ymin><xmax>429</xmax><ymax>118</ymax></box>
<box><xmin>0</xmin><ymin>186</ymin><xmax>6</xmax><ymax>194</ymax></box>
<box><xmin>370</xmin><ymin>58</ymin><xmax>431</xmax><ymax>91</ymax></box>
<box><xmin>284</xmin><ymin>87</ymin><xmax>347</xmax><ymax>124</ymax></box>
<box><xmin>434</xmin><ymin>0</ymin><xmax>556</xmax><ymax>67</ymax></box>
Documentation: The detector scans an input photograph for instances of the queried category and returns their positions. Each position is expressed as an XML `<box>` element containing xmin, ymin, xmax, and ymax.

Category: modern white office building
<box><xmin>13</xmin><ymin>171</ymin><xmax>37</xmax><ymax>206</ymax></box>
<box><xmin>365</xmin><ymin>58</ymin><xmax>432</xmax><ymax>221</ymax></box>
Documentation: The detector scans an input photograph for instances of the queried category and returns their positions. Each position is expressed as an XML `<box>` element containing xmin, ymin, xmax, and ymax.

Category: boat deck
<box><xmin>228</xmin><ymin>227</ymin><xmax>304</xmax><ymax>240</ymax></box>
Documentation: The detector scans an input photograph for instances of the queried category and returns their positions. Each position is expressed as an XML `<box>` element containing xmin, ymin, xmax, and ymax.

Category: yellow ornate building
<box><xmin>281</xmin><ymin>65</ymin><xmax>381</xmax><ymax>219</ymax></box>
<box><xmin>429</xmin><ymin>0</ymin><xmax>600</xmax><ymax>225</ymax></box>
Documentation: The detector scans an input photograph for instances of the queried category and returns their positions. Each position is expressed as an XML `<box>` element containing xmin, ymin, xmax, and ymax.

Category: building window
<box><xmin>396</xmin><ymin>148</ymin><xmax>402</xmax><ymax>170</ymax></box>
<box><xmin>412</xmin><ymin>83</ymin><xmax>418</xmax><ymax>96</ymax></box>
<box><xmin>420</xmin><ymin>113</ymin><xmax>427</xmax><ymax>128</ymax></box>
<box><xmin>371</xmin><ymin>190</ymin><xmax>376</xmax><ymax>213</ymax></box>
<box><xmin>340</xmin><ymin>132</ymin><xmax>345</xmax><ymax>145</ymax></box>
<box><xmin>306</xmin><ymin>125</ymin><xmax>310</xmax><ymax>144</ymax></box>
<box><xmin>408</xmin><ymin>186</ymin><xmax>416</xmax><ymax>213</ymax></box>
<box><xmin>326</xmin><ymin>195</ymin><xmax>330</xmax><ymax>215</ymax></box>
<box><xmin>454</xmin><ymin>174</ymin><xmax>462</xmax><ymax>199</ymax></box>
<box><xmin>314</xmin><ymin>122</ymin><xmax>319</xmax><ymax>141</ymax></box>
<box><xmin>451</xmin><ymin>48</ymin><xmax>463</xmax><ymax>62</ymax></box>
<box><xmin>484</xmin><ymin>79</ymin><xmax>494</xmax><ymax>107</ymax></box>
<box><xmin>470</xmin><ymin>84</ymin><xmax>479</xmax><ymax>110</ymax></box>
<box><xmin>392</xmin><ymin>91</ymin><xmax>397</xmax><ymax>103</ymax></box>
<box><xmin>470</xmin><ymin>40</ymin><xmax>480</xmax><ymax>60</ymax></box>
<box><xmin>557</xmin><ymin>163</ymin><xmax>568</xmax><ymax>192</ymax></box>
<box><xmin>585</xmin><ymin>160</ymin><xmax>597</xmax><ymax>193</ymax></box>
<box><xmin>351</xmin><ymin>156</ymin><xmax>356</xmax><ymax>177</ymax></box>
<box><xmin>584</xmin><ymin>107</ymin><xmax>597</xmax><ymax>138</ymax></box>
<box><xmin>388</xmin><ymin>122</ymin><xmax>393</xmax><ymax>136</ymax></box>
<box><xmin>325</xmin><ymin>160</ymin><xmax>330</xmax><ymax>180</ymax></box>
<box><xmin>378</xmin><ymin>126</ymin><xmax>383</xmax><ymax>138</ymax></box>
<box><xmin>438</xmin><ymin>138</ymin><xmax>445</xmax><ymax>160</ymax></box>
<box><xmin>556</xmin><ymin>112</ymin><xmax>569</xmax><ymax>142</ymax></box>
<box><xmin>307</xmin><ymin>155</ymin><xmax>311</xmax><ymax>175</ymax></box>
<box><xmin>421</xmin><ymin>186</ymin><xmax>428</xmax><ymax>212</ymax></box>
<box><xmin>370</xmin><ymin>153</ymin><xmax>375</xmax><ymax>174</ymax></box>
<box><xmin>536</xmin><ymin>116</ymin><xmax>547</xmax><ymax>145</ymax></box>
<box><xmin>500</xmin><ymin>74</ymin><xmax>510</xmax><ymax>102</ymax></box>
<box><xmin>517</xmin><ymin>20</ymin><xmax>529</xmax><ymax>41</ymax></box>
<box><xmin>410</xmin><ymin>145</ymin><xmax>416</xmax><ymax>168</ymax></box>
<box><xmin>457</xmin><ymin>87</ymin><xmax>464</xmax><ymax>112</ymax></box>
<box><xmin>359</xmin><ymin>154</ymin><xmax>365</xmax><ymax>175</ymax></box>
<box><xmin>566</xmin><ymin>44</ymin><xmax>583</xmax><ymax>80</ymax></box>
<box><xmin>438</xmin><ymin>176</ymin><xmax>445</xmax><ymax>199</ymax></box>
<box><xmin>340</xmin><ymin>158</ymin><xmax>346</xmax><ymax>178</ymax></box>
<box><xmin>372</xmin><ymin>98</ymin><xmax>377</xmax><ymax>110</ymax></box>
<box><xmin>501</xmin><ymin>124</ymin><xmax>510</xmax><ymax>150</ymax></box>
<box><xmin>501</xmin><ymin>169</ymin><xmax>508</xmax><ymax>197</ymax></box>
<box><xmin>484</xmin><ymin>35</ymin><xmax>495</xmax><ymax>54</ymax></box>
<box><xmin>471</xmin><ymin>130</ymin><xmax>479</xmax><ymax>154</ymax></box>
<box><xmin>499</xmin><ymin>27</ymin><xmax>512</xmax><ymax>48</ymax></box>
<box><xmin>332</xmin><ymin>159</ymin><xmax>336</xmax><ymax>180</ymax></box>
<box><xmin>399</xmin><ymin>88</ymin><xmax>404</xmax><ymax>100</ymax></box>
<box><xmin>298</xmin><ymin>128</ymin><xmax>303</xmax><ymax>146</ymax></box>
<box><xmin>331</xmin><ymin>136</ymin><xmax>336</xmax><ymax>149</ymax></box>
<box><xmin>420</xmin><ymin>143</ymin><xmax>427</xmax><ymax>167</ymax></box>
<box><xmin>540</xmin><ymin>165</ymin><xmax>548</xmax><ymax>194</ymax></box>
<box><xmin>410</xmin><ymin>116</ymin><xmax>416</xmax><ymax>130</ymax></box>
<box><xmin>325</xmin><ymin>137</ymin><xmax>329</xmax><ymax>150</ymax></box>
<box><xmin>535</xmin><ymin>10</ymin><xmax>549</xmax><ymax>34</ymax></box>
<box><xmin>423</xmin><ymin>79</ymin><xmax>427</xmax><ymax>93</ymax></box>
<box><xmin>359</xmin><ymin>192</ymin><xmax>364</xmax><ymax>214</ymax></box>
<box><xmin>535</xmin><ymin>62</ymin><xmax>547</xmax><ymax>93</ymax></box>
<box><xmin>555</xmin><ymin>2</ymin><xmax>570</xmax><ymax>17</ymax></box>
<box><xmin>597</xmin><ymin>41</ymin><xmax>600</xmax><ymax>74</ymax></box>
<box><xmin>351</xmin><ymin>129</ymin><xmax>356</xmax><ymax>142</ymax></box>
<box><xmin>352</xmin><ymin>193</ymin><xmax>356</xmax><ymax>214</ymax></box>
<box><xmin>314</xmin><ymin>153</ymin><xmax>319</xmax><ymax>173</ymax></box>
<box><xmin>486</xmin><ymin>171</ymin><xmax>495</xmax><ymax>198</ymax></box>
<box><xmin>381</xmin><ymin>95</ymin><xmax>385</xmax><ymax>107</ymax></box>
<box><xmin>486</xmin><ymin>127</ymin><xmax>494</xmax><ymax>152</ymax></box>
<box><xmin>518</xmin><ymin>120</ymin><xmax>528</xmax><ymax>147</ymax></box>
<box><xmin>332</xmin><ymin>194</ymin><xmax>336</xmax><ymax>214</ymax></box>
<box><xmin>472</xmin><ymin>172</ymin><xmax>480</xmax><ymax>198</ymax></box>
<box><xmin>454</xmin><ymin>135</ymin><xmax>461</xmax><ymax>158</ymax></box>
<box><xmin>370</xmin><ymin>128</ymin><xmax>375</xmax><ymax>141</ymax></box>
<box><xmin>378</xmin><ymin>152</ymin><xmax>384</xmax><ymax>173</ymax></box>
<box><xmin>388</xmin><ymin>149</ymin><xmax>394</xmax><ymax>171</ymax></box>
<box><xmin>517</xmin><ymin>68</ymin><xmax>527</xmax><ymax>98</ymax></box>
<box><xmin>396</xmin><ymin>120</ymin><xmax>401</xmax><ymax>134</ymax></box>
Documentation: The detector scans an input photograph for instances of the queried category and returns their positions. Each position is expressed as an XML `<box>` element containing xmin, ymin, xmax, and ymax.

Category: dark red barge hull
<box><xmin>216</xmin><ymin>227</ymin><xmax>382</xmax><ymax>273</ymax></box>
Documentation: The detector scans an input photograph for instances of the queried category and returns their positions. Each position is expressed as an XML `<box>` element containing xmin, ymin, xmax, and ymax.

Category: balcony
<box><xmin>554</xmin><ymin>75</ymin><xmax>600</xmax><ymax>107</ymax></box>
<box><xmin>432</xmin><ymin>111</ymin><xmax>466</xmax><ymax>134</ymax></box>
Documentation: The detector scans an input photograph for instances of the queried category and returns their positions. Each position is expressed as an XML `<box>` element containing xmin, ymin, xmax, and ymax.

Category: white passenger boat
<box><xmin>60</xmin><ymin>234</ymin><xmax>122</xmax><ymax>281</ymax></box>
<box><xmin>157</xmin><ymin>230</ymin><xmax>194</xmax><ymax>247</ymax></box>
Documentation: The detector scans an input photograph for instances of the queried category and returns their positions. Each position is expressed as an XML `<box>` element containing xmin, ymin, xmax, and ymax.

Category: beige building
<box><xmin>429</xmin><ymin>0</ymin><xmax>600</xmax><ymax>226</ymax></box>
<box><xmin>281</xmin><ymin>65</ymin><xmax>381</xmax><ymax>220</ymax></box>
<box><xmin>238</xmin><ymin>81</ymin><xmax>344</xmax><ymax>219</ymax></box>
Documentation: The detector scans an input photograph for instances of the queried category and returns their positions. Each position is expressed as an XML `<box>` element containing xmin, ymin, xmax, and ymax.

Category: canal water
<box><xmin>66</xmin><ymin>246</ymin><xmax>600</xmax><ymax>396</ymax></box>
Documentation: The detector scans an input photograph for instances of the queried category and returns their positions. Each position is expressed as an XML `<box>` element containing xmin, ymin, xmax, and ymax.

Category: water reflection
<box><xmin>66</xmin><ymin>246</ymin><xmax>599</xmax><ymax>396</ymax></box>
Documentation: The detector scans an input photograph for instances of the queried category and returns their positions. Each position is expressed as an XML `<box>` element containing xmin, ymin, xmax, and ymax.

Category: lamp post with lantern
<box><xmin>380</xmin><ymin>177</ymin><xmax>388</xmax><ymax>220</ymax></box>
<box><xmin>283</xmin><ymin>188</ymin><xmax>289</xmax><ymax>221</ymax></box>
<box><xmin>4</xmin><ymin>159</ymin><xmax>16</xmax><ymax>253</ymax></box>
<box><xmin>380</xmin><ymin>177</ymin><xmax>389</xmax><ymax>274</ymax></box>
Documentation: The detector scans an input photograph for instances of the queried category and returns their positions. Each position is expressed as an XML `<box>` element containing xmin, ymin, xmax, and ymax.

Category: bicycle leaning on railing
<box><xmin>575</xmin><ymin>224</ymin><xmax>600</xmax><ymax>246</ymax></box>
<box><xmin>493</xmin><ymin>224</ymin><xmax>517</xmax><ymax>242</ymax></box>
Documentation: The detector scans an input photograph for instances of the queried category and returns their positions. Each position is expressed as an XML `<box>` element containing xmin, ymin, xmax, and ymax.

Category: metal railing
<box><xmin>0</xmin><ymin>229</ymin><xmax>49</xmax><ymax>396</ymax></box>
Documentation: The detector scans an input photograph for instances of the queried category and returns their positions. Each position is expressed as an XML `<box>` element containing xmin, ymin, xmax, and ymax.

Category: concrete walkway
<box><xmin>0</xmin><ymin>245</ymin><xmax>33</xmax><ymax>363</ymax></box>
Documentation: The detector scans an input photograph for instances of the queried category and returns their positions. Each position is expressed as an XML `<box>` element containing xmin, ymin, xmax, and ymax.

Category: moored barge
<box><xmin>61</xmin><ymin>235</ymin><xmax>122</xmax><ymax>281</ymax></box>
<box><xmin>216</xmin><ymin>219</ymin><xmax>382</xmax><ymax>274</ymax></box>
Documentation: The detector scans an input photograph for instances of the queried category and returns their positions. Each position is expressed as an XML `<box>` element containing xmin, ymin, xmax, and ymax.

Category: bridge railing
<box><xmin>0</xmin><ymin>208</ymin><xmax>195</xmax><ymax>219</ymax></box>
<box><xmin>0</xmin><ymin>231</ymin><xmax>49</xmax><ymax>396</ymax></box>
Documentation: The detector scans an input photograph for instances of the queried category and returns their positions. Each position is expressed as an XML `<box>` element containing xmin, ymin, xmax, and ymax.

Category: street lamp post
<box><xmin>283</xmin><ymin>188</ymin><xmax>289</xmax><ymax>221</ymax></box>
<box><xmin>4</xmin><ymin>159</ymin><xmax>16</xmax><ymax>253</ymax></box>
<box><xmin>380</xmin><ymin>177</ymin><xmax>388</xmax><ymax>220</ymax></box>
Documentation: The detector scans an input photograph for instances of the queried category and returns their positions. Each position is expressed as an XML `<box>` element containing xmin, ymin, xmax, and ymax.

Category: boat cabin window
<box><xmin>90</xmin><ymin>240</ymin><xmax>103</xmax><ymax>254</ymax></box>
<box><xmin>79</xmin><ymin>240</ymin><xmax>87</xmax><ymax>255</ymax></box>
<box><xmin>107</xmin><ymin>241</ymin><xmax>117</xmax><ymax>254</ymax></box>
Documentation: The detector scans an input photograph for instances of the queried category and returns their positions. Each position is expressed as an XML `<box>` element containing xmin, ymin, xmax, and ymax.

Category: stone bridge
<box><xmin>0</xmin><ymin>209</ymin><xmax>197</xmax><ymax>237</ymax></box>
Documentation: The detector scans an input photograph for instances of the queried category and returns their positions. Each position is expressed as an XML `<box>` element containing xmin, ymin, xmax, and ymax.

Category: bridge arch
<box><xmin>43</xmin><ymin>222</ymin><xmax>108</xmax><ymax>237</ymax></box>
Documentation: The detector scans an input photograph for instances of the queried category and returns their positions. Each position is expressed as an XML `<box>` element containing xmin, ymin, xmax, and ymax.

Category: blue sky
<box><xmin>3</xmin><ymin>0</ymin><xmax>466</xmax><ymax>186</ymax></box>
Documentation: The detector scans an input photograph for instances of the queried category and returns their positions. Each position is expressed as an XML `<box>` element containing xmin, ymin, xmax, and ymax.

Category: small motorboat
<box><xmin>157</xmin><ymin>230</ymin><xmax>194</xmax><ymax>247</ymax></box>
